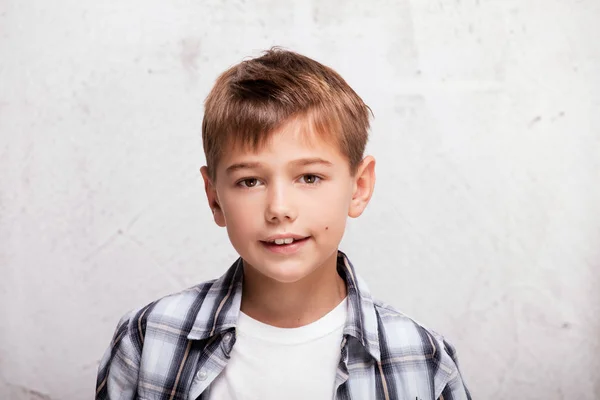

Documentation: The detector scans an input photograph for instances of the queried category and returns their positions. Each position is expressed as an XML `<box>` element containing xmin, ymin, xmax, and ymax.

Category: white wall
<box><xmin>1</xmin><ymin>0</ymin><xmax>599</xmax><ymax>398</ymax></box>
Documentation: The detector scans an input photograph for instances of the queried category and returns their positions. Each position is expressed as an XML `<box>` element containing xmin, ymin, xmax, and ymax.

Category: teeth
<box><xmin>274</xmin><ymin>238</ymin><xmax>294</xmax><ymax>245</ymax></box>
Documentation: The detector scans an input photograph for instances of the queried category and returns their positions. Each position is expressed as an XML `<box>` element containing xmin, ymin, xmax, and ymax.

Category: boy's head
<box><xmin>200</xmin><ymin>48</ymin><xmax>376</xmax><ymax>284</ymax></box>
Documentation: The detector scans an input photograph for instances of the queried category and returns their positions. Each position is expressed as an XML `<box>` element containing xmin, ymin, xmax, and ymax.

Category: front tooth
<box><xmin>283</xmin><ymin>238</ymin><xmax>294</xmax><ymax>244</ymax></box>
<box><xmin>274</xmin><ymin>238</ymin><xmax>285</xmax><ymax>245</ymax></box>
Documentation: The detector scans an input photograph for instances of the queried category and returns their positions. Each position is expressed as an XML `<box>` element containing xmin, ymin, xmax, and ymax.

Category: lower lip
<box><xmin>261</xmin><ymin>237</ymin><xmax>310</xmax><ymax>254</ymax></box>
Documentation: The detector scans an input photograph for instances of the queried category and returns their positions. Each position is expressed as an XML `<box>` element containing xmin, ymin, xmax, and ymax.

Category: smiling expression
<box><xmin>201</xmin><ymin>116</ymin><xmax>375</xmax><ymax>284</ymax></box>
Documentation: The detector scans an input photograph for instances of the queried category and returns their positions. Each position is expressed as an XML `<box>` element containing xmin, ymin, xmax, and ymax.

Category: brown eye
<box><xmin>241</xmin><ymin>178</ymin><xmax>259</xmax><ymax>187</ymax></box>
<box><xmin>301</xmin><ymin>174</ymin><xmax>321</xmax><ymax>184</ymax></box>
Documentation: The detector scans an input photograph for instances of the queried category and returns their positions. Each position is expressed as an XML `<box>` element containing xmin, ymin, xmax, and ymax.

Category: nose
<box><xmin>264</xmin><ymin>181</ymin><xmax>297</xmax><ymax>223</ymax></box>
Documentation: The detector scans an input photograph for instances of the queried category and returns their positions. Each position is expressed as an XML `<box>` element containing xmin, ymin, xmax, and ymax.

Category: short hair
<box><xmin>202</xmin><ymin>47</ymin><xmax>372</xmax><ymax>180</ymax></box>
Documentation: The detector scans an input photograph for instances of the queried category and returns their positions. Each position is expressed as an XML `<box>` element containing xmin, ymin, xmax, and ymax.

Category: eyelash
<box><xmin>236</xmin><ymin>174</ymin><xmax>323</xmax><ymax>188</ymax></box>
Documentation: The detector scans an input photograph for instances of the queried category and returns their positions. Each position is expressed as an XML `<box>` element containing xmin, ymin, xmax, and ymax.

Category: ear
<box><xmin>348</xmin><ymin>156</ymin><xmax>376</xmax><ymax>218</ymax></box>
<box><xmin>200</xmin><ymin>166</ymin><xmax>226</xmax><ymax>227</ymax></box>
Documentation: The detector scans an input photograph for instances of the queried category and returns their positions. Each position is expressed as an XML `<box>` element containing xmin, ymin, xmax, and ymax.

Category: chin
<box><xmin>248</xmin><ymin>259</ymin><xmax>317</xmax><ymax>284</ymax></box>
<box><xmin>267</xmin><ymin>264</ymin><xmax>315</xmax><ymax>284</ymax></box>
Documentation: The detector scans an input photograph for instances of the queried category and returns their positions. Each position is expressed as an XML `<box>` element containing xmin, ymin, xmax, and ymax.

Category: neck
<box><xmin>240</xmin><ymin>251</ymin><xmax>347</xmax><ymax>328</ymax></box>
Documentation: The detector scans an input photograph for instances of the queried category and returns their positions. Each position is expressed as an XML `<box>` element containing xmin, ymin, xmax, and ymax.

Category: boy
<box><xmin>96</xmin><ymin>48</ymin><xmax>471</xmax><ymax>400</ymax></box>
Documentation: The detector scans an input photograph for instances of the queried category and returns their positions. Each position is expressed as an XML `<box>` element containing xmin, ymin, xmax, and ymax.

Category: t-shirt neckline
<box><xmin>236</xmin><ymin>297</ymin><xmax>348</xmax><ymax>345</ymax></box>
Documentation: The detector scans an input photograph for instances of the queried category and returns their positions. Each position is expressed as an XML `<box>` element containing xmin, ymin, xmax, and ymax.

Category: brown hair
<box><xmin>202</xmin><ymin>47</ymin><xmax>372</xmax><ymax>180</ymax></box>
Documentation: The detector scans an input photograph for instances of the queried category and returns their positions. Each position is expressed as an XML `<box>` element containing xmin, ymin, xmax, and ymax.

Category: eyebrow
<box><xmin>225</xmin><ymin>162</ymin><xmax>262</xmax><ymax>175</ymax></box>
<box><xmin>225</xmin><ymin>158</ymin><xmax>333</xmax><ymax>175</ymax></box>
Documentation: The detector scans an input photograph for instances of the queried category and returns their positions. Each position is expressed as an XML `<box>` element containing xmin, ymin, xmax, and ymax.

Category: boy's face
<box><xmin>201</xmin><ymin>117</ymin><xmax>375</xmax><ymax>284</ymax></box>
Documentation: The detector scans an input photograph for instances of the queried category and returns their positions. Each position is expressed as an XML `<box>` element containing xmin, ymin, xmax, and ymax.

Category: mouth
<box><xmin>260</xmin><ymin>236</ymin><xmax>311</xmax><ymax>254</ymax></box>
<box><xmin>263</xmin><ymin>237</ymin><xmax>309</xmax><ymax>245</ymax></box>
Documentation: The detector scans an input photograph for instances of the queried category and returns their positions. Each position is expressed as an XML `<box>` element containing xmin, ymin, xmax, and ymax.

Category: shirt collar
<box><xmin>187</xmin><ymin>251</ymin><xmax>381</xmax><ymax>362</ymax></box>
<box><xmin>336</xmin><ymin>251</ymin><xmax>382</xmax><ymax>362</ymax></box>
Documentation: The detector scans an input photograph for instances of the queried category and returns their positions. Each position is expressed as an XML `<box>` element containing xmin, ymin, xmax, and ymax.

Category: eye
<box><xmin>238</xmin><ymin>178</ymin><xmax>262</xmax><ymax>188</ymax></box>
<box><xmin>299</xmin><ymin>174</ymin><xmax>321</xmax><ymax>185</ymax></box>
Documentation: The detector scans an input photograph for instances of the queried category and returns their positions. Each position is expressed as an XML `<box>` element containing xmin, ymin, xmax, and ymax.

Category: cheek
<box><xmin>220</xmin><ymin>193</ymin><xmax>262</xmax><ymax>230</ymax></box>
<box><xmin>223</xmin><ymin>208</ymin><xmax>257</xmax><ymax>246</ymax></box>
<box><xmin>317</xmin><ymin>183</ymin><xmax>352</xmax><ymax>212</ymax></box>
<box><xmin>314</xmin><ymin>214</ymin><xmax>347</xmax><ymax>247</ymax></box>
<box><xmin>306</xmin><ymin>187</ymin><xmax>351</xmax><ymax>232</ymax></box>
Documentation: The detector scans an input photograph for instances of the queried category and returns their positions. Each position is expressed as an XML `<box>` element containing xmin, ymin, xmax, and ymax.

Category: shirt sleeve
<box><xmin>95</xmin><ymin>311</ymin><xmax>141</xmax><ymax>400</ymax></box>
<box><xmin>437</xmin><ymin>339</ymin><xmax>472</xmax><ymax>400</ymax></box>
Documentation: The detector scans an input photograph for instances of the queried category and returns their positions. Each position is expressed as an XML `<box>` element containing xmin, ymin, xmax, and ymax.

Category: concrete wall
<box><xmin>1</xmin><ymin>0</ymin><xmax>599</xmax><ymax>398</ymax></box>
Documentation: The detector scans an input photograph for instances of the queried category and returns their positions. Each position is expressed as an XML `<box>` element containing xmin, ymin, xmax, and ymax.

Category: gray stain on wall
<box><xmin>180</xmin><ymin>38</ymin><xmax>202</xmax><ymax>81</ymax></box>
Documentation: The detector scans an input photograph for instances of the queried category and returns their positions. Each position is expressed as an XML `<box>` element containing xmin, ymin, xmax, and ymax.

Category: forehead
<box><xmin>219</xmin><ymin>116</ymin><xmax>347</xmax><ymax>169</ymax></box>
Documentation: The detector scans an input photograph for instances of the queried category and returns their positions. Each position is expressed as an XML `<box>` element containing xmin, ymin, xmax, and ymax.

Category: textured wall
<box><xmin>1</xmin><ymin>0</ymin><xmax>599</xmax><ymax>399</ymax></box>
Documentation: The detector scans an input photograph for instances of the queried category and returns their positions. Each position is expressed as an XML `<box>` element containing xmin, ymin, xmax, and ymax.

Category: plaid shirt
<box><xmin>96</xmin><ymin>251</ymin><xmax>471</xmax><ymax>400</ymax></box>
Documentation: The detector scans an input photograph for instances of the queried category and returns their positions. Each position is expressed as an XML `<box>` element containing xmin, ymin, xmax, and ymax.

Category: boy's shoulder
<box><xmin>371</xmin><ymin>297</ymin><xmax>456</xmax><ymax>356</ymax></box>
<box><xmin>120</xmin><ymin>274</ymin><xmax>240</xmax><ymax>339</ymax></box>
<box><xmin>373</xmin><ymin>297</ymin><xmax>442</xmax><ymax>338</ymax></box>
<box><xmin>354</xmin><ymin>296</ymin><xmax>466</xmax><ymax>396</ymax></box>
<box><xmin>115</xmin><ymin>258</ymin><xmax>245</xmax><ymax>344</ymax></box>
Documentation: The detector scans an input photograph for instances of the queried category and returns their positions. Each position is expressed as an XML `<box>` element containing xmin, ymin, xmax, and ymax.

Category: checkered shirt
<box><xmin>96</xmin><ymin>251</ymin><xmax>471</xmax><ymax>400</ymax></box>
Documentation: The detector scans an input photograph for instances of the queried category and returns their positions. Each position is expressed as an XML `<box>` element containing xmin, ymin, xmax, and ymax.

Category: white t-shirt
<box><xmin>206</xmin><ymin>297</ymin><xmax>348</xmax><ymax>400</ymax></box>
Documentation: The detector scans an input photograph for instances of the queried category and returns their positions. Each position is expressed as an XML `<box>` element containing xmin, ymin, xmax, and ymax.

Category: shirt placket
<box><xmin>334</xmin><ymin>336</ymin><xmax>350</xmax><ymax>400</ymax></box>
<box><xmin>188</xmin><ymin>330</ymin><xmax>235</xmax><ymax>400</ymax></box>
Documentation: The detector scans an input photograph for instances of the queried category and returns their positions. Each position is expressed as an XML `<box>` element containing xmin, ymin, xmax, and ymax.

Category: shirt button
<box><xmin>223</xmin><ymin>332</ymin><xmax>232</xmax><ymax>342</ymax></box>
<box><xmin>197</xmin><ymin>369</ymin><xmax>207</xmax><ymax>381</ymax></box>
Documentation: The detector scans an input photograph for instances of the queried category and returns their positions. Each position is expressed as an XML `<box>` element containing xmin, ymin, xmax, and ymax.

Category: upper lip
<box><xmin>262</xmin><ymin>234</ymin><xmax>309</xmax><ymax>242</ymax></box>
